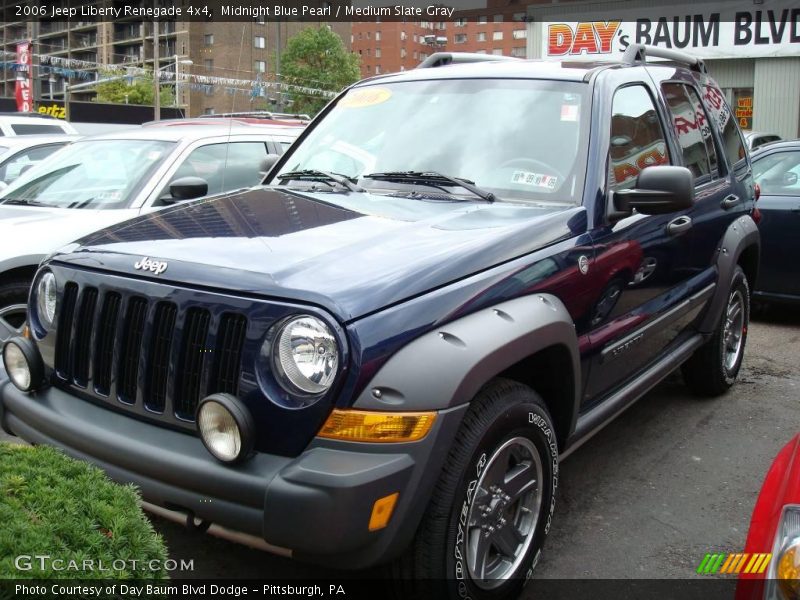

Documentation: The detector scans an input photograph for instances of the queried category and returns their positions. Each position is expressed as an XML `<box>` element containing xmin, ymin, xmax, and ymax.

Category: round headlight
<box><xmin>35</xmin><ymin>270</ymin><xmax>57</xmax><ymax>330</ymax></box>
<box><xmin>2</xmin><ymin>339</ymin><xmax>43</xmax><ymax>392</ymax></box>
<box><xmin>197</xmin><ymin>394</ymin><xmax>255</xmax><ymax>463</ymax></box>
<box><xmin>273</xmin><ymin>316</ymin><xmax>338</xmax><ymax>395</ymax></box>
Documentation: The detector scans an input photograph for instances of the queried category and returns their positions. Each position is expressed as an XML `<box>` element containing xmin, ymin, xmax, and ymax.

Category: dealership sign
<box><xmin>541</xmin><ymin>7</ymin><xmax>800</xmax><ymax>60</ymax></box>
<box><xmin>15</xmin><ymin>42</ymin><xmax>32</xmax><ymax>112</ymax></box>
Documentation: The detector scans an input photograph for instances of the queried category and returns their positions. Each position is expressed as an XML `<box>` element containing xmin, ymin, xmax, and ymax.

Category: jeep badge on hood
<box><xmin>134</xmin><ymin>256</ymin><xmax>168</xmax><ymax>275</ymax></box>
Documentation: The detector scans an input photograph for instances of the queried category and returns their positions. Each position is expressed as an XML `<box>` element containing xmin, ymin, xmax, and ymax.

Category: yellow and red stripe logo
<box><xmin>697</xmin><ymin>552</ymin><xmax>772</xmax><ymax>575</ymax></box>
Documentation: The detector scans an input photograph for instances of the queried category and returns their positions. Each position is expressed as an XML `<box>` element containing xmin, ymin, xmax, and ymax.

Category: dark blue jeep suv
<box><xmin>0</xmin><ymin>46</ymin><xmax>759</xmax><ymax>598</ymax></box>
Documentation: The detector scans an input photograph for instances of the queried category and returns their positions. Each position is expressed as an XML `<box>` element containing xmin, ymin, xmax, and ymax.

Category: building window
<box><xmin>254</xmin><ymin>60</ymin><xmax>266</xmax><ymax>73</ymax></box>
<box><xmin>366</xmin><ymin>65</ymin><xmax>371</xmax><ymax>72</ymax></box>
<box><xmin>400</xmin><ymin>48</ymin><xmax>407</xmax><ymax>58</ymax></box>
<box><xmin>513</xmin><ymin>12</ymin><xmax>526</xmax><ymax>21</ymax></box>
<box><xmin>367</xmin><ymin>31</ymin><xmax>371</xmax><ymax>39</ymax></box>
<box><xmin>366</xmin><ymin>48</ymin><xmax>370</xmax><ymax>56</ymax></box>
<box><xmin>254</xmin><ymin>36</ymin><xmax>265</xmax><ymax>49</ymax></box>
<box><xmin>401</xmin><ymin>31</ymin><xmax>407</xmax><ymax>41</ymax></box>
<box><xmin>400</xmin><ymin>66</ymin><xmax>405</xmax><ymax>71</ymax></box>
<box><xmin>375</xmin><ymin>31</ymin><xmax>381</xmax><ymax>41</ymax></box>
<box><xmin>478</xmin><ymin>16</ymin><xmax>487</xmax><ymax>24</ymax></box>
<box><xmin>204</xmin><ymin>58</ymin><xmax>213</xmax><ymax>70</ymax></box>
<box><xmin>477</xmin><ymin>32</ymin><xmax>486</xmax><ymax>42</ymax></box>
<box><xmin>204</xmin><ymin>34</ymin><xmax>214</xmax><ymax>46</ymax></box>
<box><xmin>511</xmin><ymin>46</ymin><xmax>526</xmax><ymax>57</ymax></box>
<box><xmin>493</xmin><ymin>31</ymin><xmax>503</xmax><ymax>41</ymax></box>
<box><xmin>454</xmin><ymin>34</ymin><xmax>467</xmax><ymax>44</ymax></box>
<box><xmin>492</xmin><ymin>49</ymin><xmax>503</xmax><ymax>55</ymax></box>
<box><xmin>413</xmin><ymin>51</ymin><xmax>418</xmax><ymax>59</ymax></box>
<box><xmin>203</xmin><ymin>108</ymin><xmax>215</xmax><ymax>115</ymax></box>
<box><xmin>375</xmin><ymin>48</ymin><xmax>381</xmax><ymax>58</ymax></box>
<box><xmin>413</xmin><ymin>34</ymin><xmax>418</xmax><ymax>43</ymax></box>
<box><xmin>493</xmin><ymin>14</ymin><xmax>503</xmax><ymax>22</ymax></box>
<box><xmin>513</xmin><ymin>29</ymin><xmax>527</xmax><ymax>39</ymax></box>
<box><xmin>256</xmin><ymin>16</ymin><xmax>265</xmax><ymax>24</ymax></box>
<box><xmin>455</xmin><ymin>18</ymin><xmax>466</xmax><ymax>27</ymax></box>
<box><xmin>375</xmin><ymin>65</ymin><xmax>381</xmax><ymax>74</ymax></box>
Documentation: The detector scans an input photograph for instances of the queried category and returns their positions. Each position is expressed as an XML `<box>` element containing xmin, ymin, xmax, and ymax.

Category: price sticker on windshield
<box><xmin>511</xmin><ymin>171</ymin><xmax>558</xmax><ymax>189</ymax></box>
<box><xmin>340</xmin><ymin>87</ymin><xmax>392</xmax><ymax>108</ymax></box>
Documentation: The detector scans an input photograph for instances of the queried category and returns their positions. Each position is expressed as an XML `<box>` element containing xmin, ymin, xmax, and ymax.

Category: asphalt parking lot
<box><xmin>2</xmin><ymin>307</ymin><xmax>798</xmax><ymax>583</ymax></box>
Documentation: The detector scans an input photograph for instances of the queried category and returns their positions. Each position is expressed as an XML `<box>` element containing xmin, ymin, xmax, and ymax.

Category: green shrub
<box><xmin>0</xmin><ymin>443</ymin><xmax>168</xmax><ymax>578</ymax></box>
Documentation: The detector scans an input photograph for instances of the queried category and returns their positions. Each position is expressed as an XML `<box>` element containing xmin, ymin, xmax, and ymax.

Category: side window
<box><xmin>0</xmin><ymin>144</ymin><xmax>64</xmax><ymax>184</ymax></box>
<box><xmin>753</xmin><ymin>151</ymin><xmax>800</xmax><ymax>195</ymax></box>
<box><xmin>700</xmin><ymin>81</ymin><xmax>747</xmax><ymax>169</ymax></box>
<box><xmin>608</xmin><ymin>85</ymin><xmax>670</xmax><ymax>192</ymax></box>
<box><xmin>165</xmin><ymin>142</ymin><xmax>268</xmax><ymax>199</ymax></box>
<box><xmin>662</xmin><ymin>83</ymin><xmax>718</xmax><ymax>180</ymax></box>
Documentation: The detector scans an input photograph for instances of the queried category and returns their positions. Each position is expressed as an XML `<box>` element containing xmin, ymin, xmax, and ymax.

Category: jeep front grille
<box><xmin>53</xmin><ymin>282</ymin><xmax>248</xmax><ymax>426</ymax></box>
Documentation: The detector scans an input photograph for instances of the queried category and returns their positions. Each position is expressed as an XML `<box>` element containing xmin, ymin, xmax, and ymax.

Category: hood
<box><xmin>0</xmin><ymin>205</ymin><xmax>139</xmax><ymax>264</ymax></box>
<box><xmin>55</xmin><ymin>187</ymin><xmax>586</xmax><ymax>321</ymax></box>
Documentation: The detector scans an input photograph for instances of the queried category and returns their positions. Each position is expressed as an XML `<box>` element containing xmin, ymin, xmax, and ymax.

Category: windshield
<box><xmin>271</xmin><ymin>78</ymin><xmax>590</xmax><ymax>204</ymax></box>
<box><xmin>0</xmin><ymin>139</ymin><xmax>175</xmax><ymax>209</ymax></box>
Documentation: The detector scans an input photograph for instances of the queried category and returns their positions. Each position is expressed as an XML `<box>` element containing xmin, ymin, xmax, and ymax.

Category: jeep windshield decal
<box><xmin>270</xmin><ymin>78</ymin><xmax>590</xmax><ymax>206</ymax></box>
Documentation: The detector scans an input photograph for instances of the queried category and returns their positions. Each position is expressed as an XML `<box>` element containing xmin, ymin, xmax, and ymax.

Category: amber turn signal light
<box><xmin>317</xmin><ymin>409</ymin><xmax>437</xmax><ymax>443</ymax></box>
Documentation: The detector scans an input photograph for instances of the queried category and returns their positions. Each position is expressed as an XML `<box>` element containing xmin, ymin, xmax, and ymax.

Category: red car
<box><xmin>738</xmin><ymin>434</ymin><xmax>800</xmax><ymax>599</ymax></box>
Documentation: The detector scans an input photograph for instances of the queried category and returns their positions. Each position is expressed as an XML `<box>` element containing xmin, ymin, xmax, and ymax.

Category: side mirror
<box><xmin>259</xmin><ymin>154</ymin><xmax>280</xmax><ymax>176</ymax></box>
<box><xmin>166</xmin><ymin>176</ymin><xmax>208</xmax><ymax>203</ymax></box>
<box><xmin>612</xmin><ymin>166</ymin><xmax>694</xmax><ymax>216</ymax></box>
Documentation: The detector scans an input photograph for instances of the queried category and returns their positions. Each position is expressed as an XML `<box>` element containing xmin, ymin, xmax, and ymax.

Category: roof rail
<box><xmin>197</xmin><ymin>111</ymin><xmax>311</xmax><ymax>121</ymax></box>
<box><xmin>417</xmin><ymin>52</ymin><xmax>521</xmax><ymax>69</ymax></box>
<box><xmin>622</xmin><ymin>44</ymin><xmax>707</xmax><ymax>74</ymax></box>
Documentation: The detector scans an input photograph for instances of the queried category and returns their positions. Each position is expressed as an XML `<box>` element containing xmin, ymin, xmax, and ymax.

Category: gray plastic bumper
<box><xmin>0</xmin><ymin>367</ymin><xmax>466</xmax><ymax>568</ymax></box>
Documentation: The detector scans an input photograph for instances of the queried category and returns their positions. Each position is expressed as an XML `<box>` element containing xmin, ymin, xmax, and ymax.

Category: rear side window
<box><xmin>662</xmin><ymin>83</ymin><xmax>718</xmax><ymax>180</ymax></box>
<box><xmin>701</xmin><ymin>82</ymin><xmax>747</xmax><ymax>169</ymax></box>
<box><xmin>608</xmin><ymin>85</ymin><xmax>670</xmax><ymax>191</ymax></box>
<box><xmin>10</xmin><ymin>124</ymin><xmax>68</xmax><ymax>135</ymax></box>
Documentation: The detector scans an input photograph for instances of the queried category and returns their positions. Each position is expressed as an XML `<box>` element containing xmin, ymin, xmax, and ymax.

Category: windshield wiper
<box><xmin>277</xmin><ymin>169</ymin><xmax>364</xmax><ymax>193</ymax></box>
<box><xmin>1</xmin><ymin>198</ymin><xmax>49</xmax><ymax>207</ymax></box>
<box><xmin>362</xmin><ymin>171</ymin><xmax>495</xmax><ymax>202</ymax></box>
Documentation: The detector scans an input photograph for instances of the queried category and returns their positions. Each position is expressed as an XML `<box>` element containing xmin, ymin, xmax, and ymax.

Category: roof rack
<box><xmin>0</xmin><ymin>111</ymin><xmax>58</xmax><ymax>119</ymax></box>
<box><xmin>197</xmin><ymin>111</ymin><xmax>310</xmax><ymax>121</ymax></box>
<box><xmin>417</xmin><ymin>52</ymin><xmax>521</xmax><ymax>69</ymax></box>
<box><xmin>622</xmin><ymin>44</ymin><xmax>707</xmax><ymax>74</ymax></box>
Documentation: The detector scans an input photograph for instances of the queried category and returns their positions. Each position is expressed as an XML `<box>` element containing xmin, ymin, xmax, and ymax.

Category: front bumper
<box><xmin>0</xmin><ymin>364</ymin><xmax>467</xmax><ymax>568</ymax></box>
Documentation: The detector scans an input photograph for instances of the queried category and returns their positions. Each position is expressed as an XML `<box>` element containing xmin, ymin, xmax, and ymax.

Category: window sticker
<box><xmin>339</xmin><ymin>87</ymin><xmax>392</xmax><ymax>108</ymax></box>
<box><xmin>561</xmin><ymin>104</ymin><xmax>579</xmax><ymax>122</ymax></box>
<box><xmin>511</xmin><ymin>171</ymin><xmax>558</xmax><ymax>189</ymax></box>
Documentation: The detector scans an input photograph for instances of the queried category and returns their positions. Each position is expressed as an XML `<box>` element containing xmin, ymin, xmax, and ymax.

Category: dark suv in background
<box><xmin>0</xmin><ymin>45</ymin><xmax>758</xmax><ymax>599</ymax></box>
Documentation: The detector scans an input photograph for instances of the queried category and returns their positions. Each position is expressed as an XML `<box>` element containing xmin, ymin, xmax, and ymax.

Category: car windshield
<box><xmin>0</xmin><ymin>139</ymin><xmax>175</xmax><ymax>209</ymax></box>
<box><xmin>271</xmin><ymin>78</ymin><xmax>590</xmax><ymax>205</ymax></box>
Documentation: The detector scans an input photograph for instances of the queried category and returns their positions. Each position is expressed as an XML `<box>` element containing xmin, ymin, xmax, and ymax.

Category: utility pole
<box><xmin>153</xmin><ymin>20</ymin><xmax>160</xmax><ymax>121</ymax></box>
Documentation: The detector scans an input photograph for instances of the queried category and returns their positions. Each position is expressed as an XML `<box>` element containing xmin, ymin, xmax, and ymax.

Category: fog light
<box><xmin>197</xmin><ymin>394</ymin><xmax>255</xmax><ymax>463</ymax></box>
<box><xmin>2</xmin><ymin>338</ymin><xmax>43</xmax><ymax>392</ymax></box>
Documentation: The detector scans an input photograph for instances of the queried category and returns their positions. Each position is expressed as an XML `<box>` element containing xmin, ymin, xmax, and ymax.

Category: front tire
<box><xmin>0</xmin><ymin>278</ymin><xmax>30</xmax><ymax>331</ymax></box>
<box><xmin>683</xmin><ymin>265</ymin><xmax>750</xmax><ymax>396</ymax></box>
<box><xmin>395</xmin><ymin>379</ymin><xmax>558</xmax><ymax>600</ymax></box>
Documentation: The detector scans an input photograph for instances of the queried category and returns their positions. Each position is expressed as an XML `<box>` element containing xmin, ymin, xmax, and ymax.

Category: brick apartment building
<box><xmin>0</xmin><ymin>2</ymin><xmax>349</xmax><ymax>117</ymax></box>
<box><xmin>351</xmin><ymin>0</ymin><xmax>554</xmax><ymax>77</ymax></box>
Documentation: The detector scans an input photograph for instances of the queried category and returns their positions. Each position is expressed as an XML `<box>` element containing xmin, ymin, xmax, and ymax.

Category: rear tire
<box><xmin>393</xmin><ymin>378</ymin><xmax>558</xmax><ymax>600</ymax></box>
<box><xmin>683</xmin><ymin>266</ymin><xmax>750</xmax><ymax>397</ymax></box>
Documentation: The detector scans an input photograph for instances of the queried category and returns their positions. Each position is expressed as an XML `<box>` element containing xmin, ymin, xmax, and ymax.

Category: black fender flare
<box><xmin>353</xmin><ymin>293</ymin><xmax>581</xmax><ymax>437</ymax></box>
<box><xmin>699</xmin><ymin>215</ymin><xmax>760</xmax><ymax>333</ymax></box>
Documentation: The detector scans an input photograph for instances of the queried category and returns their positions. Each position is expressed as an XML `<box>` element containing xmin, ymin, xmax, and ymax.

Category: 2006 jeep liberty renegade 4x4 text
<box><xmin>0</xmin><ymin>46</ymin><xmax>759</xmax><ymax>598</ymax></box>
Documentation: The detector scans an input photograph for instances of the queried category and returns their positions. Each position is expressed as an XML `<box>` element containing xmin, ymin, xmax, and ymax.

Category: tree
<box><xmin>95</xmin><ymin>71</ymin><xmax>175</xmax><ymax>106</ymax></box>
<box><xmin>279</xmin><ymin>26</ymin><xmax>360</xmax><ymax>116</ymax></box>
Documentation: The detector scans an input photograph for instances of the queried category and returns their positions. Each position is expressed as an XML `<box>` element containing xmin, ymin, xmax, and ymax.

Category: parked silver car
<box><xmin>0</xmin><ymin>135</ymin><xmax>80</xmax><ymax>188</ymax></box>
<box><xmin>0</xmin><ymin>123</ymin><xmax>302</xmax><ymax>326</ymax></box>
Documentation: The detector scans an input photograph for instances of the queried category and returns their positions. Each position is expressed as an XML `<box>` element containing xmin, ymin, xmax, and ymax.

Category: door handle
<box><xmin>721</xmin><ymin>194</ymin><xmax>741</xmax><ymax>209</ymax></box>
<box><xmin>666</xmin><ymin>215</ymin><xmax>692</xmax><ymax>236</ymax></box>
